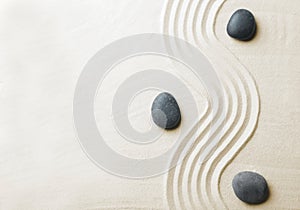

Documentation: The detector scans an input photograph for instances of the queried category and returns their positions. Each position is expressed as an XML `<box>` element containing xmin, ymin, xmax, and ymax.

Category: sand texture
<box><xmin>0</xmin><ymin>0</ymin><xmax>299</xmax><ymax>209</ymax></box>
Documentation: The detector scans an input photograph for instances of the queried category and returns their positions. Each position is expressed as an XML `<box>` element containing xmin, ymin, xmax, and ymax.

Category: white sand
<box><xmin>0</xmin><ymin>0</ymin><xmax>299</xmax><ymax>209</ymax></box>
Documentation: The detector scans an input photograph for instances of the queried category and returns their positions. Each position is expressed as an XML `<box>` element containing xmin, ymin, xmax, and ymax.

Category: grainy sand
<box><xmin>0</xmin><ymin>0</ymin><xmax>299</xmax><ymax>209</ymax></box>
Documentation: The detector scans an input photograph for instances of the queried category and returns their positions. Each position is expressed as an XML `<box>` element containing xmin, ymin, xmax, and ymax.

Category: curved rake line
<box><xmin>161</xmin><ymin>2</ymin><xmax>213</xmax><ymax>209</ymax></box>
<box><xmin>162</xmin><ymin>1</ymin><xmax>256</xmax><ymax>209</ymax></box>
<box><xmin>172</xmin><ymin>0</ymin><xmax>184</xmax><ymax>39</ymax></box>
<box><xmin>163</xmin><ymin>0</ymin><xmax>228</xmax><ymax>209</ymax></box>
<box><xmin>187</xmin><ymin>0</ymin><xmax>246</xmax><ymax>209</ymax></box>
<box><xmin>189</xmin><ymin>0</ymin><xmax>260</xmax><ymax>209</ymax></box>
<box><xmin>163</xmin><ymin>0</ymin><xmax>230</xmax><ymax>209</ymax></box>
<box><xmin>204</xmin><ymin>0</ymin><xmax>260</xmax><ymax>209</ymax></box>
<box><xmin>187</xmin><ymin>75</ymin><xmax>233</xmax><ymax>209</ymax></box>
<box><xmin>191</xmin><ymin>1</ymin><xmax>257</xmax><ymax>209</ymax></box>
<box><xmin>173</xmin><ymin>4</ymin><xmax>231</xmax><ymax>207</ymax></box>
<box><xmin>164</xmin><ymin>1</ymin><xmax>213</xmax><ymax>209</ymax></box>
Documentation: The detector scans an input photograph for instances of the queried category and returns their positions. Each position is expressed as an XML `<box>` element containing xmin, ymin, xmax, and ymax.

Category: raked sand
<box><xmin>0</xmin><ymin>0</ymin><xmax>299</xmax><ymax>209</ymax></box>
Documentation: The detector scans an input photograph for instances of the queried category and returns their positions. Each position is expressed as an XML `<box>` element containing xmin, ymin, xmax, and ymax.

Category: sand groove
<box><xmin>162</xmin><ymin>0</ymin><xmax>260</xmax><ymax>209</ymax></box>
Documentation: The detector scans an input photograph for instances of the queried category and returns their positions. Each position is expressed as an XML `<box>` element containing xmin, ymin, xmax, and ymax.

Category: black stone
<box><xmin>227</xmin><ymin>9</ymin><xmax>257</xmax><ymax>41</ymax></box>
<box><xmin>151</xmin><ymin>92</ymin><xmax>181</xmax><ymax>130</ymax></box>
<box><xmin>232</xmin><ymin>171</ymin><xmax>269</xmax><ymax>205</ymax></box>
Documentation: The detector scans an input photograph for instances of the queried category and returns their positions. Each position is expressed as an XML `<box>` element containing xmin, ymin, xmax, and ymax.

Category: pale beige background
<box><xmin>216</xmin><ymin>1</ymin><xmax>300</xmax><ymax>209</ymax></box>
<box><xmin>0</xmin><ymin>0</ymin><xmax>299</xmax><ymax>209</ymax></box>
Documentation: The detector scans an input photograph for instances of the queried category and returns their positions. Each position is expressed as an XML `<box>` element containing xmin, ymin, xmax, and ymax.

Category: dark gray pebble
<box><xmin>232</xmin><ymin>171</ymin><xmax>269</xmax><ymax>205</ymax></box>
<box><xmin>227</xmin><ymin>9</ymin><xmax>257</xmax><ymax>41</ymax></box>
<box><xmin>151</xmin><ymin>92</ymin><xmax>181</xmax><ymax>130</ymax></box>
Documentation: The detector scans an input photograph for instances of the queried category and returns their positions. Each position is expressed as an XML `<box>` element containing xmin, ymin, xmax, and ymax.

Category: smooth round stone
<box><xmin>151</xmin><ymin>92</ymin><xmax>181</xmax><ymax>130</ymax></box>
<box><xmin>232</xmin><ymin>171</ymin><xmax>269</xmax><ymax>205</ymax></box>
<box><xmin>227</xmin><ymin>9</ymin><xmax>257</xmax><ymax>41</ymax></box>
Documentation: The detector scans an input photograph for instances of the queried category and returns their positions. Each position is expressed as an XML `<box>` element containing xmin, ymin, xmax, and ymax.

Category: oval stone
<box><xmin>232</xmin><ymin>171</ymin><xmax>269</xmax><ymax>205</ymax></box>
<box><xmin>151</xmin><ymin>92</ymin><xmax>181</xmax><ymax>130</ymax></box>
<box><xmin>227</xmin><ymin>9</ymin><xmax>257</xmax><ymax>41</ymax></box>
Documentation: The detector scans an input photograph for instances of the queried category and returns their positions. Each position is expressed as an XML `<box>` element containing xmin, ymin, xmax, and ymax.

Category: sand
<box><xmin>0</xmin><ymin>0</ymin><xmax>299</xmax><ymax>209</ymax></box>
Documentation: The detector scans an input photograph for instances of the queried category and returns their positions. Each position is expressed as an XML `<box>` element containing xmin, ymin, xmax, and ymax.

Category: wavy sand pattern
<box><xmin>162</xmin><ymin>0</ymin><xmax>260</xmax><ymax>209</ymax></box>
